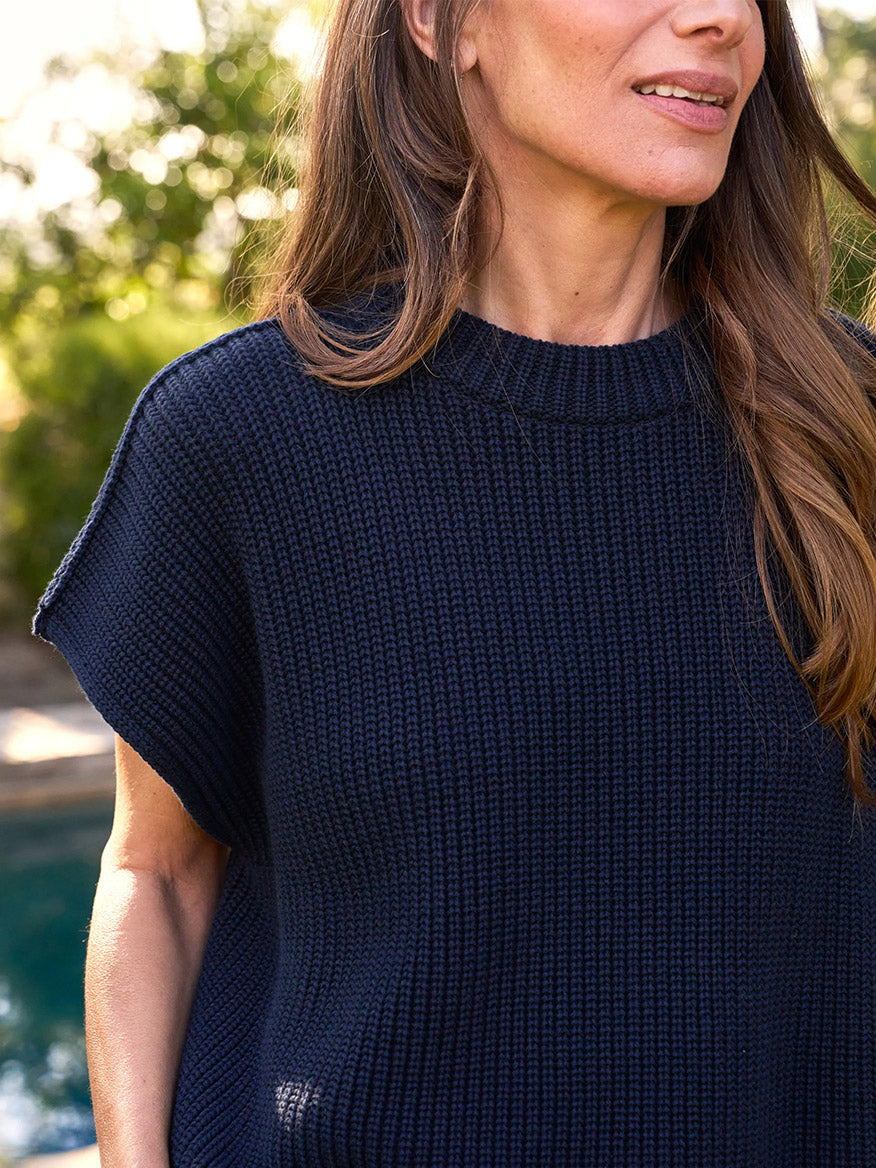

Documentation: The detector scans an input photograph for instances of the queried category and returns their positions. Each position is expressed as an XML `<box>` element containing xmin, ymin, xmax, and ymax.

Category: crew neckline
<box><xmin>423</xmin><ymin>299</ymin><xmax>714</xmax><ymax>425</ymax></box>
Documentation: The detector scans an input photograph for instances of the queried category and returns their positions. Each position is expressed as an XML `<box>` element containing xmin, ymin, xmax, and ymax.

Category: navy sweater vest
<box><xmin>33</xmin><ymin>289</ymin><xmax>876</xmax><ymax>1166</ymax></box>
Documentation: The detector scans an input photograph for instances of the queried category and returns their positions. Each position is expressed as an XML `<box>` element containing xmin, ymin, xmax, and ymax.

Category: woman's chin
<box><xmin>632</xmin><ymin>173</ymin><xmax>728</xmax><ymax>209</ymax></box>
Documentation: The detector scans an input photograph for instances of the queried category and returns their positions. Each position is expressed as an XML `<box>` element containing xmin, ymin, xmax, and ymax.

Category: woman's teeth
<box><xmin>633</xmin><ymin>84</ymin><xmax>725</xmax><ymax>107</ymax></box>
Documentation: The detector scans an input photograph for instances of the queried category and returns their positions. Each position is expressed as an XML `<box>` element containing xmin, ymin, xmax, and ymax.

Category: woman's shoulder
<box><xmin>127</xmin><ymin>314</ymin><xmax>368</xmax><ymax>476</ymax></box>
<box><xmin>142</xmin><ymin>302</ymin><xmax>406</xmax><ymax>431</ymax></box>
<box><xmin>142</xmin><ymin>316</ymin><xmax>308</xmax><ymax>413</ymax></box>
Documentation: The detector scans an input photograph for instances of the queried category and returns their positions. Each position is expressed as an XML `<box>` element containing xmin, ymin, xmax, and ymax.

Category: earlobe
<box><xmin>455</xmin><ymin>30</ymin><xmax>478</xmax><ymax>74</ymax></box>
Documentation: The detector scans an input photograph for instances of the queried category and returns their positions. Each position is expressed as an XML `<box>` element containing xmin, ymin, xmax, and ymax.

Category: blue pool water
<box><xmin>0</xmin><ymin>797</ymin><xmax>113</xmax><ymax>1161</ymax></box>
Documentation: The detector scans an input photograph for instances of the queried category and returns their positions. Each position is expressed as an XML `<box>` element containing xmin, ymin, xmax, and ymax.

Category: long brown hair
<box><xmin>253</xmin><ymin>0</ymin><xmax>876</xmax><ymax>817</ymax></box>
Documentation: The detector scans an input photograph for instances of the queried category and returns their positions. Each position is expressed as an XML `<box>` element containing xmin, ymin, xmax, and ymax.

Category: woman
<box><xmin>32</xmin><ymin>0</ymin><xmax>876</xmax><ymax>1164</ymax></box>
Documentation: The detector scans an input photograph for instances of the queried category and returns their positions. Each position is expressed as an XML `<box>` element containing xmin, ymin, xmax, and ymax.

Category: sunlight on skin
<box><xmin>404</xmin><ymin>0</ymin><xmax>766</xmax><ymax>345</ymax></box>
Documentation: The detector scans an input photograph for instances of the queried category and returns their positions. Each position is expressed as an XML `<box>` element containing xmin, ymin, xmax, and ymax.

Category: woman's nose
<box><xmin>670</xmin><ymin>0</ymin><xmax>759</xmax><ymax>49</ymax></box>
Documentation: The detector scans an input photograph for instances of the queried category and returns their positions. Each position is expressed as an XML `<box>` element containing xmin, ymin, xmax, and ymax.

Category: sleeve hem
<box><xmin>33</xmin><ymin>605</ymin><xmax>236</xmax><ymax>851</ymax></box>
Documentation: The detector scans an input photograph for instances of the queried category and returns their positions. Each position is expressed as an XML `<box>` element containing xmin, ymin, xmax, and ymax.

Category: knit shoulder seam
<box><xmin>140</xmin><ymin>316</ymin><xmax>287</xmax><ymax>388</ymax></box>
<box><xmin>32</xmin><ymin>324</ymin><xmax>281</xmax><ymax>631</ymax></box>
<box><xmin>33</xmin><ymin>391</ymin><xmax>145</xmax><ymax>630</ymax></box>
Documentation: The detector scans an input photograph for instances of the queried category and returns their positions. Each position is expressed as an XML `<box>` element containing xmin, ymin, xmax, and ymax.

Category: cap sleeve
<box><xmin>31</xmin><ymin>362</ymin><xmax>264</xmax><ymax>852</ymax></box>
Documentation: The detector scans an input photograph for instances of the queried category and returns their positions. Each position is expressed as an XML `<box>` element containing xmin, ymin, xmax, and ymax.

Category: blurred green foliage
<box><xmin>817</xmin><ymin>8</ymin><xmax>876</xmax><ymax>176</ymax></box>
<box><xmin>0</xmin><ymin>0</ymin><xmax>302</xmax><ymax>331</ymax></box>
<box><xmin>0</xmin><ymin>0</ymin><xmax>306</xmax><ymax>622</ymax></box>
<box><xmin>815</xmin><ymin>8</ymin><xmax>876</xmax><ymax>322</ymax></box>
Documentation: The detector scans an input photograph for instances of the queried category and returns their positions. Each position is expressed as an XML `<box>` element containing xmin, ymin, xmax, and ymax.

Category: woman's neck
<box><xmin>458</xmin><ymin>187</ymin><xmax>686</xmax><ymax>347</ymax></box>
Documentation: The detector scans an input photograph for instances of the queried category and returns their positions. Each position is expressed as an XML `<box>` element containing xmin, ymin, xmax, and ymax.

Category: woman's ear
<box><xmin>400</xmin><ymin>0</ymin><xmax>439</xmax><ymax>62</ymax></box>
<box><xmin>400</xmin><ymin>0</ymin><xmax>478</xmax><ymax>72</ymax></box>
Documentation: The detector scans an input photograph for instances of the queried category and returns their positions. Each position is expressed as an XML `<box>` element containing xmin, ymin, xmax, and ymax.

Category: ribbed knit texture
<box><xmin>32</xmin><ymin>287</ymin><xmax>876</xmax><ymax>1167</ymax></box>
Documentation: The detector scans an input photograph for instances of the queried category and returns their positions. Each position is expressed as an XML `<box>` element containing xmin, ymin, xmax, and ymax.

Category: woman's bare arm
<box><xmin>85</xmin><ymin>733</ymin><xmax>230</xmax><ymax>1168</ymax></box>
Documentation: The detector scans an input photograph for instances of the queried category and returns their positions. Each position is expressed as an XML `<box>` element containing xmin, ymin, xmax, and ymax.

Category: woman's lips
<box><xmin>633</xmin><ymin>89</ymin><xmax>729</xmax><ymax>132</ymax></box>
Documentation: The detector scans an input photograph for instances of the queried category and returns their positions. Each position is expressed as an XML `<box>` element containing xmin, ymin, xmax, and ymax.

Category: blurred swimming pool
<box><xmin>0</xmin><ymin>798</ymin><xmax>113</xmax><ymax>1163</ymax></box>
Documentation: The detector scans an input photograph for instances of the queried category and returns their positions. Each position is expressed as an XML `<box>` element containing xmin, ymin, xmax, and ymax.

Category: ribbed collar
<box><xmin>423</xmin><ymin>300</ymin><xmax>715</xmax><ymax>425</ymax></box>
<box><xmin>315</xmin><ymin>281</ymin><xmax>716</xmax><ymax>426</ymax></box>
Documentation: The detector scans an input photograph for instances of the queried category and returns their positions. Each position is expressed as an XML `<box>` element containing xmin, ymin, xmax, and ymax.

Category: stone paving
<box><xmin>20</xmin><ymin>1146</ymin><xmax>100</xmax><ymax>1167</ymax></box>
<box><xmin>0</xmin><ymin>703</ymin><xmax>114</xmax><ymax>810</ymax></box>
<box><xmin>0</xmin><ymin>627</ymin><xmax>115</xmax><ymax>810</ymax></box>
